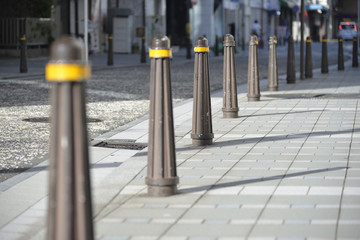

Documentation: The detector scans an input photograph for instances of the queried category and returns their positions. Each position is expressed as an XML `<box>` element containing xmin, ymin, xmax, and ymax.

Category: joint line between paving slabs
<box><xmin>245</xmin><ymin>97</ymin><xmax>330</xmax><ymax>239</ymax></box>
<box><xmin>335</xmin><ymin>100</ymin><xmax>359</xmax><ymax>238</ymax></box>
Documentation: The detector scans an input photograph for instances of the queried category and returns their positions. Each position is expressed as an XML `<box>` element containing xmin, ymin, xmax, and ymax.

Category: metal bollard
<box><xmin>222</xmin><ymin>34</ymin><xmax>239</xmax><ymax>118</ymax></box>
<box><xmin>141</xmin><ymin>36</ymin><xmax>146</xmax><ymax>63</ymax></box>
<box><xmin>305</xmin><ymin>37</ymin><xmax>313</xmax><ymax>78</ymax></box>
<box><xmin>19</xmin><ymin>35</ymin><xmax>28</xmax><ymax>73</ymax></box>
<box><xmin>321</xmin><ymin>37</ymin><xmax>329</xmax><ymax>73</ymax></box>
<box><xmin>191</xmin><ymin>36</ymin><xmax>214</xmax><ymax>146</ymax></box>
<box><xmin>146</xmin><ymin>35</ymin><xmax>178</xmax><ymax>197</ymax></box>
<box><xmin>268</xmin><ymin>35</ymin><xmax>278</xmax><ymax>91</ymax></box>
<box><xmin>107</xmin><ymin>35</ymin><xmax>113</xmax><ymax>66</ymax></box>
<box><xmin>247</xmin><ymin>35</ymin><xmax>260</xmax><ymax>101</ymax></box>
<box><xmin>286</xmin><ymin>35</ymin><xmax>296</xmax><ymax>84</ymax></box>
<box><xmin>352</xmin><ymin>37</ymin><xmax>358</xmax><ymax>67</ymax></box>
<box><xmin>45</xmin><ymin>37</ymin><xmax>94</xmax><ymax>240</ymax></box>
<box><xmin>215</xmin><ymin>35</ymin><xmax>219</xmax><ymax>56</ymax></box>
<box><xmin>338</xmin><ymin>37</ymin><xmax>344</xmax><ymax>71</ymax></box>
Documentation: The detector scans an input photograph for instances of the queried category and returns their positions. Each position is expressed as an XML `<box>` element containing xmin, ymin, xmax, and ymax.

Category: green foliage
<box><xmin>0</xmin><ymin>0</ymin><xmax>52</xmax><ymax>18</ymax></box>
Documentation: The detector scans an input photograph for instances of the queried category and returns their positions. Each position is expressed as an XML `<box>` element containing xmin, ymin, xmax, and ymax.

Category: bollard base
<box><xmin>191</xmin><ymin>133</ymin><xmax>214</xmax><ymax>146</ymax></box>
<box><xmin>222</xmin><ymin>109</ymin><xmax>238</xmax><ymax>118</ymax></box>
<box><xmin>192</xmin><ymin>138</ymin><xmax>213</xmax><ymax>146</ymax></box>
<box><xmin>146</xmin><ymin>177</ymin><xmax>179</xmax><ymax>197</ymax></box>
<box><xmin>267</xmin><ymin>86</ymin><xmax>278</xmax><ymax>91</ymax></box>
<box><xmin>247</xmin><ymin>95</ymin><xmax>260</xmax><ymax>101</ymax></box>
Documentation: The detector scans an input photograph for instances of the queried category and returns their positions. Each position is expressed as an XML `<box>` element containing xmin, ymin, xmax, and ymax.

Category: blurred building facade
<box><xmin>1</xmin><ymin>0</ymin><xmax>358</xmax><ymax>57</ymax></box>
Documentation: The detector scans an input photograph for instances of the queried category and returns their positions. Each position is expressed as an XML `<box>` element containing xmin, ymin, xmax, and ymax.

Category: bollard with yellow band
<box><xmin>268</xmin><ymin>35</ymin><xmax>278</xmax><ymax>91</ymax></box>
<box><xmin>46</xmin><ymin>36</ymin><xmax>94</xmax><ymax>240</ymax></box>
<box><xmin>108</xmin><ymin>34</ymin><xmax>113</xmax><ymax>66</ymax></box>
<box><xmin>352</xmin><ymin>37</ymin><xmax>358</xmax><ymax>67</ymax></box>
<box><xmin>321</xmin><ymin>36</ymin><xmax>329</xmax><ymax>73</ymax></box>
<box><xmin>305</xmin><ymin>36</ymin><xmax>313</xmax><ymax>78</ymax></box>
<box><xmin>191</xmin><ymin>36</ymin><xmax>214</xmax><ymax>146</ymax></box>
<box><xmin>338</xmin><ymin>37</ymin><xmax>344</xmax><ymax>70</ymax></box>
<box><xmin>19</xmin><ymin>34</ymin><xmax>28</xmax><ymax>73</ymax></box>
<box><xmin>147</xmin><ymin>35</ymin><xmax>178</xmax><ymax>197</ymax></box>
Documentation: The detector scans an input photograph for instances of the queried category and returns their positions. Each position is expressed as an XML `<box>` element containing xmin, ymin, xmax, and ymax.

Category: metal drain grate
<box><xmin>265</xmin><ymin>93</ymin><xmax>360</xmax><ymax>99</ymax></box>
<box><xmin>22</xmin><ymin>117</ymin><xmax>102</xmax><ymax>123</ymax></box>
<box><xmin>95</xmin><ymin>139</ymin><xmax>147</xmax><ymax>150</ymax></box>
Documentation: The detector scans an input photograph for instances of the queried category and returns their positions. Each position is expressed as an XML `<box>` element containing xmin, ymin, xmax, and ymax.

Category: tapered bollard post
<box><xmin>305</xmin><ymin>37</ymin><xmax>313</xmax><ymax>78</ymax></box>
<box><xmin>215</xmin><ymin>35</ymin><xmax>219</xmax><ymax>56</ymax></box>
<box><xmin>146</xmin><ymin>35</ymin><xmax>178</xmax><ymax>197</ymax></box>
<box><xmin>321</xmin><ymin>37</ymin><xmax>328</xmax><ymax>73</ymax></box>
<box><xmin>352</xmin><ymin>37</ymin><xmax>358</xmax><ymax>67</ymax></box>
<box><xmin>19</xmin><ymin>35</ymin><xmax>28</xmax><ymax>73</ymax></box>
<box><xmin>286</xmin><ymin>35</ymin><xmax>296</xmax><ymax>84</ymax></box>
<box><xmin>45</xmin><ymin>37</ymin><xmax>94</xmax><ymax>240</ymax></box>
<box><xmin>338</xmin><ymin>37</ymin><xmax>344</xmax><ymax>70</ymax></box>
<box><xmin>247</xmin><ymin>35</ymin><xmax>260</xmax><ymax>101</ymax></box>
<box><xmin>192</xmin><ymin>37</ymin><xmax>214</xmax><ymax>146</ymax></box>
<box><xmin>107</xmin><ymin>34</ymin><xmax>113</xmax><ymax>66</ymax></box>
<box><xmin>268</xmin><ymin>35</ymin><xmax>278</xmax><ymax>91</ymax></box>
<box><xmin>222</xmin><ymin>34</ymin><xmax>238</xmax><ymax>118</ymax></box>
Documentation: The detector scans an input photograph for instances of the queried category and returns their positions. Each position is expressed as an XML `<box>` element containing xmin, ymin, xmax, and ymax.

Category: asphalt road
<box><xmin>0</xmin><ymin>41</ymin><xmax>351</xmax><ymax>182</ymax></box>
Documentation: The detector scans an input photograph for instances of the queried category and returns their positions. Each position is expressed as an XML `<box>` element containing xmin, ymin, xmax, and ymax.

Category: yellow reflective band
<box><xmin>273</xmin><ymin>40</ymin><xmax>277</xmax><ymax>44</ymax></box>
<box><xmin>322</xmin><ymin>39</ymin><xmax>327</xmax><ymax>42</ymax></box>
<box><xmin>339</xmin><ymin>38</ymin><xmax>343</xmax><ymax>42</ymax></box>
<box><xmin>20</xmin><ymin>37</ymin><xmax>26</xmax><ymax>40</ymax></box>
<box><xmin>149</xmin><ymin>49</ymin><xmax>172</xmax><ymax>58</ymax></box>
<box><xmin>46</xmin><ymin>64</ymin><xmax>91</xmax><ymax>81</ymax></box>
<box><xmin>108</xmin><ymin>36</ymin><xmax>113</xmax><ymax>39</ymax></box>
<box><xmin>255</xmin><ymin>41</ymin><xmax>258</xmax><ymax>45</ymax></box>
<box><xmin>306</xmin><ymin>39</ymin><xmax>312</xmax><ymax>43</ymax></box>
<box><xmin>194</xmin><ymin>47</ymin><xmax>209</xmax><ymax>52</ymax></box>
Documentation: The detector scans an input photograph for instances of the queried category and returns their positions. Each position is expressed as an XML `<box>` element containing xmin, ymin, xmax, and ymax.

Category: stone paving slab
<box><xmin>0</xmin><ymin>61</ymin><xmax>359</xmax><ymax>240</ymax></box>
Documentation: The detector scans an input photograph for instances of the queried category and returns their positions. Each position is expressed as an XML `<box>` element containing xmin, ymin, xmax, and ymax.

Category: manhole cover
<box><xmin>95</xmin><ymin>139</ymin><xmax>147</xmax><ymax>150</ymax></box>
<box><xmin>22</xmin><ymin>117</ymin><xmax>102</xmax><ymax>123</ymax></box>
<box><xmin>265</xmin><ymin>93</ymin><xmax>360</xmax><ymax>99</ymax></box>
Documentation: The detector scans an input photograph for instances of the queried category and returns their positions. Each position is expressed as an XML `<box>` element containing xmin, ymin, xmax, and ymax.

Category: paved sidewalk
<box><xmin>0</xmin><ymin>61</ymin><xmax>359</xmax><ymax>240</ymax></box>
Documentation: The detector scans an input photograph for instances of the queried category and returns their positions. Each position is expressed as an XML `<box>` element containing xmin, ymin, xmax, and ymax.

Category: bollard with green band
<box><xmin>46</xmin><ymin>36</ymin><xmax>94</xmax><ymax>240</ymax></box>
<box><xmin>338</xmin><ymin>37</ymin><xmax>344</xmax><ymax>71</ymax></box>
<box><xmin>321</xmin><ymin>37</ymin><xmax>329</xmax><ymax>73</ymax></box>
<box><xmin>305</xmin><ymin>37</ymin><xmax>313</xmax><ymax>78</ymax></box>
<box><xmin>19</xmin><ymin>35</ymin><xmax>28</xmax><ymax>73</ymax></box>
<box><xmin>192</xmin><ymin>36</ymin><xmax>214</xmax><ymax>146</ymax></box>
<box><xmin>146</xmin><ymin>35</ymin><xmax>178</xmax><ymax>197</ymax></box>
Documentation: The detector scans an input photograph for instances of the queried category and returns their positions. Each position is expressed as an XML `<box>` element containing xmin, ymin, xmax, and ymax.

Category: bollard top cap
<box><xmin>195</xmin><ymin>36</ymin><xmax>208</xmax><ymax>47</ymax></box>
<box><xmin>249</xmin><ymin>35</ymin><xmax>258</xmax><ymax>46</ymax></box>
<box><xmin>268</xmin><ymin>35</ymin><xmax>277</xmax><ymax>45</ymax></box>
<box><xmin>223</xmin><ymin>34</ymin><xmax>235</xmax><ymax>47</ymax></box>
<box><xmin>151</xmin><ymin>35</ymin><xmax>170</xmax><ymax>49</ymax></box>
<box><xmin>49</xmin><ymin>36</ymin><xmax>85</xmax><ymax>63</ymax></box>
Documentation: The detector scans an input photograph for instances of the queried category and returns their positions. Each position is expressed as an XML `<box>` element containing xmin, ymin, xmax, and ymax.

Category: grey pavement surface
<box><xmin>0</xmin><ymin>53</ymin><xmax>359</xmax><ymax>239</ymax></box>
<box><xmin>0</xmin><ymin>41</ymin><xmax>351</xmax><ymax>183</ymax></box>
